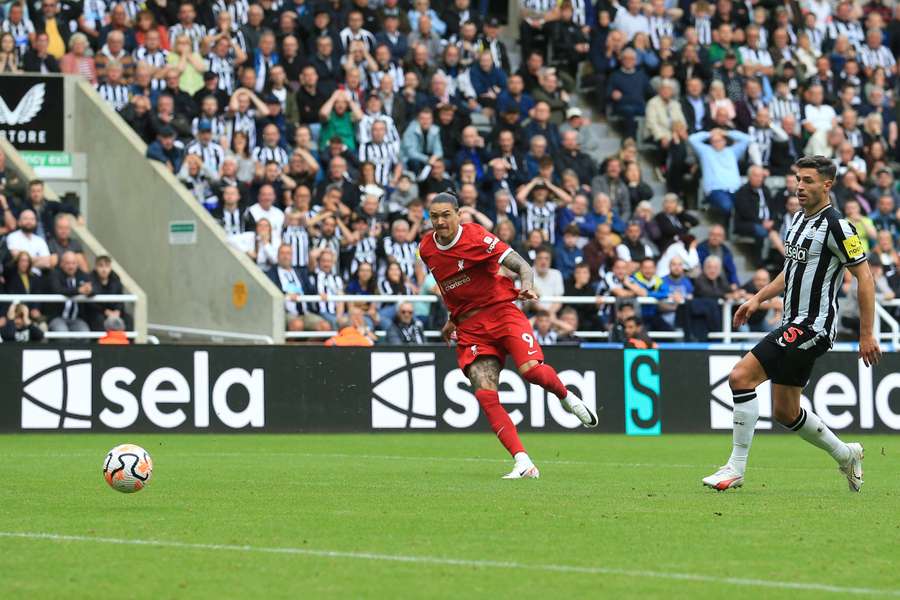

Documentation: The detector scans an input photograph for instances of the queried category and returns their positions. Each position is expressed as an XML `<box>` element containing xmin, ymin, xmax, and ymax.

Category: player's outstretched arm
<box><xmin>501</xmin><ymin>250</ymin><xmax>539</xmax><ymax>301</ymax></box>
<box><xmin>733</xmin><ymin>270</ymin><xmax>786</xmax><ymax>328</ymax></box>
<box><xmin>848</xmin><ymin>261</ymin><xmax>882</xmax><ymax>367</ymax></box>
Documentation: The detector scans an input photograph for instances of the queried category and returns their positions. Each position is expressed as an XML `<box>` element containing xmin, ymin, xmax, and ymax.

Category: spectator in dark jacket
<box><xmin>22</xmin><ymin>33</ymin><xmax>60</xmax><ymax>73</ymax></box>
<box><xmin>733</xmin><ymin>166</ymin><xmax>779</xmax><ymax>265</ymax></box>
<box><xmin>554</xmin><ymin>130</ymin><xmax>595</xmax><ymax>185</ymax></box>
<box><xmin>146</xmin><ymin>126</ymin><xmax>185</xmax><ymax>173</ymax></box>
<box><xmin>46</xmin><ymin>251</ymin><xmax>93</xmax><ymax>333</ymax></box>
<box><xmin>607</xmin><ymin>48</ymin><xmax>652</xmax><ymax>138</ymax></box>
<box><xmin>384</xmin><ymin>301</ymin><xmax>425</xmax><ymax>344</ymax></box>
<box><xmin>697</xmin><ymin>224</ymin><xmax>739</xmax><ymax>289</ymax></box>
<box><xmin>554</xmin><ymin>224</ymin><xmax>584</xmax><ymax>280</ymax></box>
<box><xmin>652</xmin><ymin>194</ymin><xmax>699</xmax><ymax>251</ymax></box>
<box><xmin>87</xmin><ymin>256</ymin><xmax>129</xmax><ymax>332</ymax></box>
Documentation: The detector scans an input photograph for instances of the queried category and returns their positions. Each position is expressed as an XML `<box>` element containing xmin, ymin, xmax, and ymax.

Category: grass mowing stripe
<box><xmin>1</xmin><ymin>531</ymin><xmax>896</xmax><ymax>597</ymax></box>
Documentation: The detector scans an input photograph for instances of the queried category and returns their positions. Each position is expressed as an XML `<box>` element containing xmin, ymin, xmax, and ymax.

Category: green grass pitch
<box><xmin>1</xmin><ymin>433</ymin><xmax>899</xmax><ymax>599</ymax></box>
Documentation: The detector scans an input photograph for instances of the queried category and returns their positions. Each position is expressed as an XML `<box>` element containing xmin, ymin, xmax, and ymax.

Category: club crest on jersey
<box><xmin>784</xmin><ymin>243</ymin><xmax>808</xmax><ymax>263</ymax></box>
<box><xmin>457</xmin><ymin>259</ymin><xmax>465</xmax><ymax>271</ymax></box>
<box><xmin>483</xmin><ymin>236</ymin><xmax>499</xmax><ymax>253</ymax></box>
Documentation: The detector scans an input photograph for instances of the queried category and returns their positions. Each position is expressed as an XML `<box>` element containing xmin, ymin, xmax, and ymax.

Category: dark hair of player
<box><xmin>431</xmin><ymin>192</ymin><xmax>459</xmax><ymax>208</ymax></box>
<box><xmin>794</xmin><ymin>156</ymin><xmax>837</xmax><ymax>182</ymax></box>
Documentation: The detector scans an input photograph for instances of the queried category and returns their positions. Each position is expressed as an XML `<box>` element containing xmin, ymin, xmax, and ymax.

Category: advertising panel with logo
<box><xmin>1</xmin><ymin>346</ymin><xmax>898</xmax><ymax>433</ymax></box>
<box><xmin>0</xmin><ymin>75</ymin><xmax>64</xmax><ymax>150</ymax></box>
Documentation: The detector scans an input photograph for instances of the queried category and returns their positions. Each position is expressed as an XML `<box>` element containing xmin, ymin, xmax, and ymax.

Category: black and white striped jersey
<box><xmin>253</xmin><ymin>144</ymin><xmax>290</xmax><ymax>167</ymax></box>
<box><xmin>827</xmin><ymin>19</ymin><xmax>864</xmax><ymax>48</ymax></box>
<box><xmin>858</xmin><ymin>45</ymin><xmax>896</xmax><ymax>71</ymax></box>
<box><xmin>212</xmin><ymin>0</ymin><xmax>250</xmax><ymax>26</ymax></box>
<box><xmin>133</xmin><ymin>47</ymin><xmax>169</xmax><ymax>69</ymax></box>
<box><xmin>357</xmin><ymin>113</ymin><xmax>401</xmax><ymax>151</ymax></box>
<box><xmin>110</xmin><ymin>0</ymin><xmax>142</xmax><ymax>20</ymax></box>
<box><xmin>523</xmin><ymin>201</ymin><xmax>557</xmax><ymax>244</ymax></box>
<box><xmin>369</xmin><ymin>62</ymin><xmax>404</xmax><ymax>93</ymax></box>
<box><xmin>95</xmin><ymin>83</ymin><xmax>130</xmax><ymax>111</ymax></box>
<box><xmin>648</xmin><ymin>15</ymin><xmax>674</xmax><ymax>50</ymax></box>
<box><xmin>381</xmin><ymin>237</ymin><xmax>419</xmax><ymax>282</ymax></box>
<box><xmin>169</xmin><ymin>22</ymin><xmax>207</xmax><ymax>52</ymax></box>
<box><xmin>347</xmin><ymin>236</ymin><xmax>378</xmax><ymax>276</ymax></box>
<box><xmin>314</xmin><ymin>269</ymin><xmax>343</xmax><ymax>315</ymax></box>
<box><xmin>339</xmin><ymin>27</ymin><xmax>376</xmax><ymax>52</ymax></box>
<box><xmin>780</xmin><ymin>204</ymin><xmax>867</xmax><ymax>342</ymax></box>
<box><xmin>186</xmin><ymin>140</ymin><xmax>226</xmax><ymax>173</ymax></box>
<box><xmin>282</xmin><ymin>224</ymin><xmax>310</xmax><ymax>268</ymax></box>
<box><xmin>769</xmin><ymin>95</ymin><xmax>800</xmax><ymax>125</ymax></box>
<box><xmin>359</xmin><ymin>141</ymin><xmax>399</xmax><ymax>187</ymax></box>
<box><xmin>191</xmin><ymin>115</ymin><xmax>228</xmax><ymax>138</ymax></box>
<box><xmin>207</xmin><ymin>51</ymin><xmax>238</xmax><ymax>93</ymax></box>
<box><xmin>229</xmin><ymin>110</ymin><xmax>256</xmax><ymax>147</ymax></box>
<box><xmin>1</xmin><ymin>18</ymin><xmax>34</xmax><ymax>59</ymax></box>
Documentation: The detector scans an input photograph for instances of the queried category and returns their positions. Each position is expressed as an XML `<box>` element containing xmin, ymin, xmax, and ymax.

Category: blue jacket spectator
<box><xmin>146</xmin><ymin>127</ymin><xmax>184</xmax><ymax>173</ymax></box>
<box><xmin>697</xmin><ymin>226</ymin><xmax>740</xmax><ymax>287</ymax></box>
<box><xmin>401</xmin><ymin>109</ymin><xmax>443</xmax><ymax>173</ymax></box>
<box><xmin>496</xmin><ymin>77</ymin><xmax>535</xmax><ymax>122</ymax></box>
<box><xmin>557</xmin><ymin>199</ymin><xmax>598</xmax><ymax>239</ymax></box>
<box><xmin>523</xmin><ymin>118</ymin><xmax>561</xmax><ymax>153</ymax></box>
<box><xmin>554</xmin><ymin>225</ymin><xmax>585</xmax><ymax>279</ymax></box>
<box><xmin>688</xmin><ymin>129</ymin><xmax>752</xmax><ymax>216</ymax></box>
<box><xmin>469</xmin><ymin>60</ymin><xmax>508</xmax><ymax>99</ymax></box>
<box><xmin>606</xmin><ymin>48</ymin><xmax>653</xmax><ymax>138</ymax></box>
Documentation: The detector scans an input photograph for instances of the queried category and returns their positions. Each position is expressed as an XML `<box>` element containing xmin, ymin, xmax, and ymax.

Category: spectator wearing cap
<box><xmin>186</xmin><ymin>119</ymin><xmax>227</xmax><ymax>173</ymax></box>
<box><xmin>688</xmin><ymin>127</ymin><xmax>751</xmax><ymax>216</ymax></box>
<box><xmin>479</xmin><ymin>16</ymin><xmax>510</xmax><ymax>73</ymax></box>
<box><xmin>607</xmin><ymin>48</ymin><xmax>652</xmax><ymax>139</ymax></box>
<box><xmin>146</xmin><ymin>125</ymin><xmax>185</xmax><ymax>173</ymax></box>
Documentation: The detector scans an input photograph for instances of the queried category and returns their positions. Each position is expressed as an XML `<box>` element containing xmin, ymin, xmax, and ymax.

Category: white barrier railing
<box><xmin>148</xmin><ymin>323</ymin><xmax>275</xmax><ymax>345</ymax></box>
<box><xmin>42</xmin><ymin>331</ymin><xmax>160</xmax><ymax>344</ymax></box>
<box><xmin>0</xmin><ymin>294</ymin><xmax>139</xmax><ymax>303</ymax></box>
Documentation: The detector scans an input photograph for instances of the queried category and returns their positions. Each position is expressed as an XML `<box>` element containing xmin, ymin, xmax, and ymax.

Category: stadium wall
<box><xmin>64</xmin><ymin>77</ymin><xmax>285</xmax><ymax>342</ymax></box>
<box><xmin>4</xmin><ymin>346</ymin><xmax>900</xmax><ymax>433</ymax></box>
<box><xmin>0</xmin><ymin>137</ymin><xmax>149</xmax><ymax>341</ymax></box>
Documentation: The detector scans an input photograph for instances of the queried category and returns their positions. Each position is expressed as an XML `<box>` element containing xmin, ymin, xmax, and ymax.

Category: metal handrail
<box><xmin>874</xmin><ymin>302</ymin><xmax>900</xmax><ymax>347</ymax></box>
<box><xmin>0</xmin><ymin>294</ymin><xmax>139</xmax><ymax>303</ymax></box>
<box><xmin>283</xmin><ymin>329</ymin><xmax>686</xmax><ymax>341</ymax></box>
<box><xmin>42</xmin><ymin>331</ymin><xmax>148</xmax><ymax>341</ymax></box>
<box><xmin>148</xmin><ymin>323</ymin><xmax>275</xmax><ymax>344</ymax></box>
<box><xmin>291</xmin><ymin>294</ymin><xmax>677</xmax><ymax>305</ymax></box>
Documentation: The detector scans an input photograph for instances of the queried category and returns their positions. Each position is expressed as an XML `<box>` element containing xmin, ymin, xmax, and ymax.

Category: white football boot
<box><xmin>502</xmin><ymin>463</ymin><xmax>540</xmax><ymax>479</ymax></box>
<box><xmin>702</xmin><ymin>464</ymin><xmax>744</xmax><ymax>491</ymax></box>
<box><xmin>839</xmin><ymin>442</ymin><xmax>864</xmax><ymax>492</ymax></box>
<box><xmin>561</xmin><ymin>391</ymin><xmax>599</xmax><ymax>428</ymax></box>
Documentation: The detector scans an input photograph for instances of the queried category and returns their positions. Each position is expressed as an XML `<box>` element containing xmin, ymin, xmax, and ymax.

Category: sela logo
<box><xmin>0</xmin><ymin>83</ymin><xmax>44</xmax><ymax>125</ymax></box>
<box><xmin>21</xmin><ymin>349</ymin><xmax>264</xmax><ymax>430</ymax></box>
<box><xmin>784</xmin><ymin>243</ymin><xmax>808</xmax><ymax>263</ymax></box>
<box><xmin>708</xmin><ymin>355</ymin><xmax>900</xmax><ymax>431</ymax></box>
<box><xmin>370</xmin><ymin>352</ymin><xmax>597</xmax><ymax>429</ymax></box>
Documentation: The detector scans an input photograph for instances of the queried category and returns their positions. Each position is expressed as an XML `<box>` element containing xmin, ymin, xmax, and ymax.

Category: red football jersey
<box><xmin>419</xmin><ymin>223</ymin><xmax>519</xmax><ymax>320</ymax></box>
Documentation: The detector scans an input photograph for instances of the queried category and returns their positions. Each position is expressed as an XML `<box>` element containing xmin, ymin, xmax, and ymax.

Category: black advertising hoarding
<box><xmin>1</xmin><ymin>346</ymin><xmax>899</xmax><ymax>433</ymax></box>
<box><xmin>0</xmin><ymin>75</ymin><xmax>65</xmax><ymax>150</ymax></box>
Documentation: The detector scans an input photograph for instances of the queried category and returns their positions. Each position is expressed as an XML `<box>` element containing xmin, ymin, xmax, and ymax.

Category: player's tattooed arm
<box><xmin>501</xmin><ymin>250</ymin><xmax>539</xmax><ymax>301</ymax></box>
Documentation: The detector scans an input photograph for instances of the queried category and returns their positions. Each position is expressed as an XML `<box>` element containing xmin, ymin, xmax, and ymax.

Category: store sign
<box><xmin>0</xmin><ymin>76</ymin><xmax>65</xmax><ymax>151</ymax></box>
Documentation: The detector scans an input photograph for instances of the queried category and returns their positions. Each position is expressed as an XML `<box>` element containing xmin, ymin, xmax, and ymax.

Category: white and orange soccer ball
<box><xmin>103</xmin><ymin>444</ymin><xmax>153</xmax><ymax>493</ymax></box>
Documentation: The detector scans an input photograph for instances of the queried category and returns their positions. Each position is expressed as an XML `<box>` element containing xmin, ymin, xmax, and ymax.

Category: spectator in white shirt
<box><xmin>802</xmin><ymin>84</ymin><xmax>837</xmax><ymax>154</ymax></box>
<box><xmin>613</xmin><ymin>0</ymin><xmax>650</xmax><ymax>42</ymax></box>
<box><xmin>6</xmin><ymin>210</ymin><xmax>51</xmax><ymax>273</ymax></box>
<box><xmin>532</xmin><ymin>246</ymin><xmax>564</xmax><ymax>316</ymax></box>
<box><xmin>244</xmin><ymin>184</ymin><xmax>284</xmax><ymax>236</ymax></box>
<box><xmin>230</xmin><ymin>218</ymin><xmax>279</xmax><ymax>269</ymax></box>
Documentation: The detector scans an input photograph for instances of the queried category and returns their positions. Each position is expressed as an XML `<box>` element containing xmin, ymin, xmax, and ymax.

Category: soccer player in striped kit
<box><xmin>419</xmin><ymin>193</ymin><xmax>598</xmax><ymax>480</ymax></box>
<box><xmin>703</xmin><ymin>156</ymin><xmax>881</xmax><ymax>492</ymax></box>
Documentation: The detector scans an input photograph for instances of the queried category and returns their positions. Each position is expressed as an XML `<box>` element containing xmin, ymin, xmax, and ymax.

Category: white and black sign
<box><xmin>0</xmin><ymin>75</ymin><xmax>64</xmax><ymax>150</ymax></box>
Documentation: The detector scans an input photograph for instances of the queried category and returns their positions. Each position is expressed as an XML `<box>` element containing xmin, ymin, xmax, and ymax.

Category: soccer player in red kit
<box><xmin>419</xmin><ymin>193</ymin><xmax>599</xmax><ymax>479</ymax></box>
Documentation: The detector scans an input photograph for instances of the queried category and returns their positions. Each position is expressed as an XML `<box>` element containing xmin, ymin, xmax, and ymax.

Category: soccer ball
<box><xmin>103</xmin><ymin>444</ymin><xmax>153</xmax><ymax>493</ymax></box>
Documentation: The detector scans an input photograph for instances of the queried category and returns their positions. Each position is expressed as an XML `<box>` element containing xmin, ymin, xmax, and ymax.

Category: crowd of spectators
<box><xmin>0</xmin><ymin>152</ymin><xmax>131</xmax><ymax>342</ymax></box>
<box><xmin>4</xmin><ymin>0</ymin><xmax>899</xmax><ymax>344</ymax></box>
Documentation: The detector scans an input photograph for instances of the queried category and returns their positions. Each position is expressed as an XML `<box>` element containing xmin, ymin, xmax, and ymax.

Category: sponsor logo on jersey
<box><xmin>784</xmin><ymin>243</ymin><xmax>808</xmax><ymax>262</ymax></box>
<box><xmin>843</xmin><ymin>235</ymin><xmax>864</xmax><ymax>259</ymax></box>
<box><xmin>483</xmin><ymin>236</ymin><xmax>498</xmax><ymax>253</ymax></box>
<box><xmin>443</xmin><ymin>272</ymin><xmax>471</xmax><ymax>290</ymax></box>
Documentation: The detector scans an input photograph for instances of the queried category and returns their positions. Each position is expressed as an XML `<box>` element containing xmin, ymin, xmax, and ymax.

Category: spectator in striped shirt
<box><xmin>95</xmin><ymin>61</ymin><xmax>131</xmax><ymax>110</ymax></box>
<box><xmin>253</xmin><ymin>123</ymin><xmax>290</xmax><ymax>167</ymax></box>
<box><xmin>312</xmin><ymin>248</ymin><xmax>345</xmax><ymax>328</ymax></box>
<box><xmin>359</xmin><ymin>119</ymin><xmax>401</xmax><ymax>188</ymax></box>
<box><xmin>186</xmin><ymin>120</ymin><xmax>226</xmax><ymax>173</ymax></box>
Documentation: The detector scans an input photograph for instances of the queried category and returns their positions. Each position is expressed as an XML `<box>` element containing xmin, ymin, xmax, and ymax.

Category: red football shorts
<box><xmin>455</xmin><ymin>302</ymin><xmax>544</xmax><ymax>372</ymax></box>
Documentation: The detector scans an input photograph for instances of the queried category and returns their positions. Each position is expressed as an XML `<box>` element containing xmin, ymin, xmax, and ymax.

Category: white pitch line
<box><xmin>0</xmin><ymin>531</ymin><xmax>896</xmax><ymax>597</ymax></box>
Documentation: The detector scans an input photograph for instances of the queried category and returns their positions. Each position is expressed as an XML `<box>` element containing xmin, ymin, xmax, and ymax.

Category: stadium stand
<box><xmin>2</xmin><ymin>0</ymin><xmax>899</xmax><ymax>345</ymax></box>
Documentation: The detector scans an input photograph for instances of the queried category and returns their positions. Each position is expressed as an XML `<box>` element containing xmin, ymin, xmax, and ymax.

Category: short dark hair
<box><xmin>29</xmin><ymin>179</ymin><xmax>44</xmax><ymax>188</ymax></box>
<box><xmin>95</xmin><ymin>255</ymin><xmax>112</xmax><ymax>267</ymax></box>
<box><xmin>794</xmin><ymin>155</ymin><xmax>837</xmax><ymax>182</ymax></box>
<box><xmin>535</xmin><ymin>244</ymin><xmax>553</xmax><ymax>259</ymax></box>
<box><xmin>431</xmin><ymin>192</ymin><xmax>459</xmax><ymax>208</ymax></box>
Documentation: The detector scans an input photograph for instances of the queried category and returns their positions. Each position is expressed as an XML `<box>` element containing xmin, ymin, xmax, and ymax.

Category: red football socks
<box><xmin>522</xmin><ymin>363</ymin><xmax>568</xmax><ymax>399</ymax></box>
<box><xmin>475</xmin><ymin>390</ymin><xmax>526</xmax><ymax>457</ymax></box>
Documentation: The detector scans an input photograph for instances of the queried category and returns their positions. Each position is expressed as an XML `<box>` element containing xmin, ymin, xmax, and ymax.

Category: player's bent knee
<box><xmin>517</xmin><ymin>359</ymin><xmax>540</xmax><ymax>375</ymax></box>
